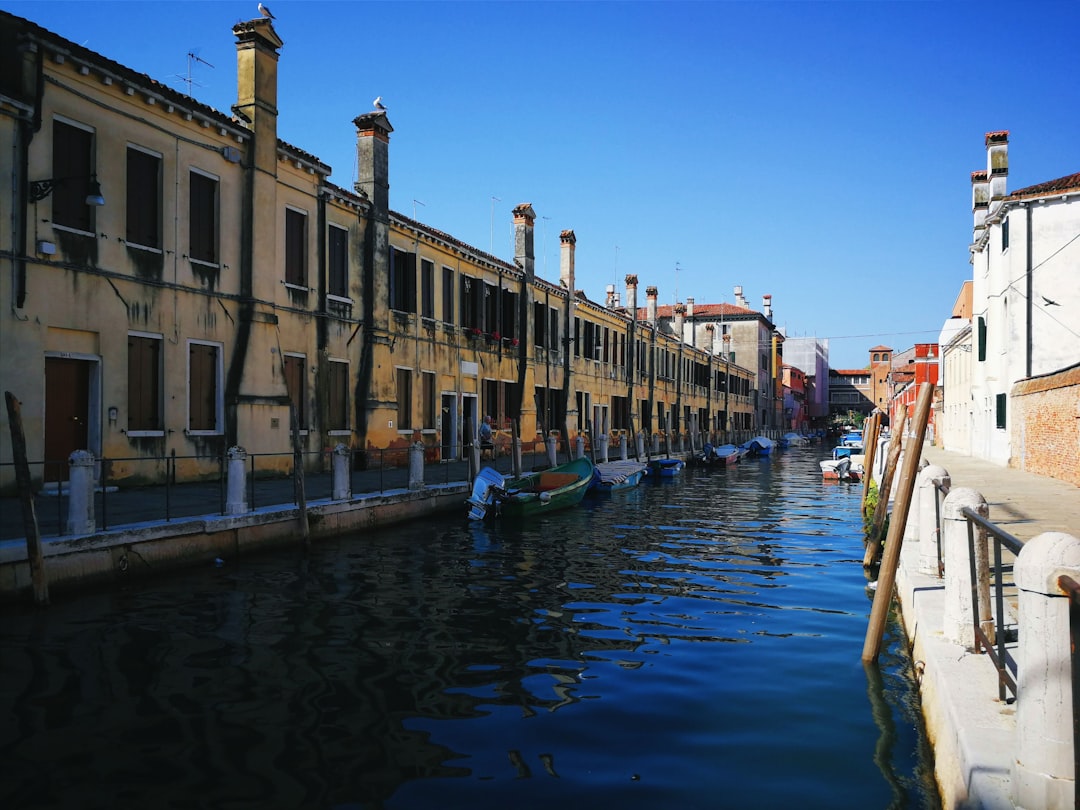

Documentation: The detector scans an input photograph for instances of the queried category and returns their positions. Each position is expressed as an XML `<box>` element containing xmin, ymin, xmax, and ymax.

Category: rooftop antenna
<box><xmin>412</xmin><ymin>199</ymin><xmax>425</xmax><ymax>220</ymax></box>
<box><xmin>175</xmin><ymin>50</ymin><xmax>214</xmax><ymax>96</ymax></box>
<box><xmin>490</xmin><ymin>196</ymin><xmax>501</xmax><ymax>254</ymax></box>
<box><xmin>674</xmin><ymin>261</ymin><xmax>681</xmax><ymax>305</ymax></box>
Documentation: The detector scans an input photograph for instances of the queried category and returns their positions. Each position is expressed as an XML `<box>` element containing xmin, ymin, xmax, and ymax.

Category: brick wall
<box><xmin>1010</xmin><ymin>364</ymin><xmax>1080</xmax><ymax>486</ymax></box>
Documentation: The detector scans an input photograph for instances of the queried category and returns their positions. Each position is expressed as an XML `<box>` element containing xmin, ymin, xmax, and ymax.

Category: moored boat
<box><xmin>649</xmin><ymin>457</ymin><xmax>685</xmax><ymax>478</ymax></box>
<box><xmin>466</xmin><ymin>456</ymin><xmax>595</xmax><ymax>520</ymax></box>
<box><xmin>590</xmin><ymin>460</ymin><xmax>649</xmax><ymax>493</ymax></box>
<box><xmin>741</xmin><ymin>436</ymin><xmax>776</xmax><ymax>457</ymax></box>
<box><xmin>820</xmin><ymin>456</ymin><xmax>852</xmax><ymax>481</ymax></box>
<box><xmin>781</xmin><ymin>432</ymin><xmax>810</xmax><ymax>448</ymax></box>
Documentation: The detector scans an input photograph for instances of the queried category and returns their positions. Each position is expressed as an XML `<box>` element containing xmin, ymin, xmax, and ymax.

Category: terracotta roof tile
<box><xmin>1008</xmin><ymin>172</ymin><xmax>1080</xmax><ymax>200</ymax></box>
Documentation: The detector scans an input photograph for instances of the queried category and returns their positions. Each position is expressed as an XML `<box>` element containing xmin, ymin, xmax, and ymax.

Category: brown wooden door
<box><xmin>44</xmin><ymin>357</ymin><xmax>90</xmax><ymax>482</ymax></box>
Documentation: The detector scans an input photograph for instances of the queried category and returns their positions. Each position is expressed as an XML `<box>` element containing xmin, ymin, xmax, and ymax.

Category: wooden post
<box><xmin>860</xmin><ymin>412</ymin><xmax>881</xmax><ymax>508</ymax></box>
<box><xmin>863</xmin><ymin>407</ymin><xmax>908</xmax><ymax>568</ymax></box>
<box><xmin>291</xmin><ymin>403</ymin><xmax>309</xmax><ymax>548</ymax></box>
<box><xmin>4</xmin><ymin>391</ymin><xmax>49</xmax><ymax>605</ymax></box>
<box><xmin>862</xmin><ymin>382</ymin><xmax>933</xmax><ymax>663</ymax></box>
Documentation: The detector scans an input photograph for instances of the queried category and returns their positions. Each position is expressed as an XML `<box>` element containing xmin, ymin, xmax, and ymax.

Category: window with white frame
<box><xmin>127</xmin><ymin>332</ymin><xmax>163</xmax><ymax>433</ymax></box>
<box><xmin>51</xmin><ymin>118</ymin><xmax>96</xmax><ymax>233</ymax></box>
<box><xmin>189</xmin><ymin>169</ymin><xmax>219</xmax><ymax>265</ymax></box>
<box><xmin>127</xmin><ymin>145</ymin><xmax>162</xmax><ymax>249</ymax></box>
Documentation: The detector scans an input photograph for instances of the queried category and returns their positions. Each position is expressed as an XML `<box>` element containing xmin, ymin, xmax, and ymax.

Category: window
<box><xmin>1002</xmin><ymin>217</ymin><xmax>1010</xmax><ymax>252</ymax></box>
<box><xmin>501</xmin><ymin>289</ymin><xmax>518</xmax><ymax>340</ymax></box>
<box><xmin>328</xmin><ymin>225</ymin><xmax>348</xmax><ymax>298</ymax></box>
<box><xmin>460</xmin><ymin>275</ymin><xmax>481</xmax><ymax>330</ymax></box>
<box><xmin>977</xmin><ymin>316</ymin><xmax>987</xmax><ymax>362</ymax></box>
<box><xmin>442</xmin><ymin>266</ymin><xmax>455</xmax><ymax>323</ymax></box>
<box><xmin>283</xmin><ymin>354</ymin><xmax>306</xmax><ymax>430</ymax></box>
<box><xmin>396</xmin><ymin>368</ymin><xmax>412</xmax><ymax>430</ymax></box>
<box><xmin>189</xmin><ymin>170</ymin><xmax>218</xmax><ymax>264</ymax></box>
<box><xmin>326</xmin><ymin>360</ymin><xmax>349</xmax><ymax>432</ymax></box>
<box><xmin>390</xmin><ymin>247</ymin><xmax>416</xmax><ymax>313</ymax></box>
<box><xmin>550</xmin><ymin>308</ymin><xmax>559</xmax><ymax>352</ymax></box>
<box><xmin>421</xmin><ymin>259</ymin><xmax>435</xmax><ymax>319</ymax></box>
<box><xmin>534</xmin><ymin>301</ymin><xmax>547</xmax><ymax>347</ymax></box>
<box><xmin>127</xmin><ymin>333</ymin><xmax>162</xmax><ymax>432</ymax></box>
<box><xmin>484</xmin><ymin>283</ymin><xmax>499</xmax><ymax>334</ymax></box>
<box><xmin>422</xmin><ymin>372</ymin><xmax>436</xmax><ymax>430</ymax></box>
<box><xmin>995</xmin><ymin>393</ymin><xmax>1007</xmax><ymax>429</ymax></box>
<box><xmin>127</xmin><ymin>147</ymin><xmax>161</xmax><ymax>249</ymax></box>
<box><xmin>285</xmin><ymin>208</ymin><xmax>307</xmax><ymax>287</ymax></box>
<box><xmin>51</xmin><ymin>120</ymin><xmax>95</xmax><ymax>232</ymax></box>
<box><xmin>188</xmin><ymin>341</ymin><xmax>221</xmax><ymax>433</ymax></box>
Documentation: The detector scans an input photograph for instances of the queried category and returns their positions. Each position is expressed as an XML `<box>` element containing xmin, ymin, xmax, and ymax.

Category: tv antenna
<box><xmin>175</xmin><ymin>50</ymin><xmax>214</xmax><ymax>95</ymax></box>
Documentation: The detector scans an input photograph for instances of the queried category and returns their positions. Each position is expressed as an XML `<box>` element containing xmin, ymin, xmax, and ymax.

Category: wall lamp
<box><xmin>29</xmin><ymin>174</ymin><xmax>106</xmax><ymax>206</ymax></box>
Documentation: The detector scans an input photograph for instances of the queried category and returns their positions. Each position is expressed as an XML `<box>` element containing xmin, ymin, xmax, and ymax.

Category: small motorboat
<box><xmin>466</xmin><ymin>457</ymin><xmax>595</xmax><ymax>520</ymax></box>
<box><xmin>781</xmin><ymin>432</ymin><xmax>810</xmax><ymax>448</ymax></box>
<box><xmin>649</xmin><ymin>457</ymin><xmax>685</xmax><ymax>478</ymax></box>
<box><xmin>820</xmin><ymin>455</ymin><xmax>852</xmax><ymax>481</ymax></box>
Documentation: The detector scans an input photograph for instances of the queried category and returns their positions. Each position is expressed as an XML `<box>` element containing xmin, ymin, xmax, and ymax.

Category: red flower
<box><xmin>511</xmin><ymin>338</ymin><xmax>519</xmax><ymax>347</ymax></box>
<box><xmin>471</xmin><ymin>327</ymin><xmax>481</xmax><ymax>336</ymax></box>
<box><xmin>491</xmin><ymin>331</ymin><xmax>501</xmax><ymax>341</ymax></box>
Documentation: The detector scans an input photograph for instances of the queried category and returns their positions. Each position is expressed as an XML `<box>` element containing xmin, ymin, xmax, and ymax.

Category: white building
<box><xmin>968</xmin><ymin>131</ymin><xmax>1080</xmax><ymax>470</ymax></box>
<box><xmin>781</xmin><ymin>334</ymin><xmax>830</xmax><ymax>424</ymax></box>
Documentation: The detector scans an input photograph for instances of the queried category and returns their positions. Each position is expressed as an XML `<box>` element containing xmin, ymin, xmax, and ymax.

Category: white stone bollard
<box><xmin>545</xmin><ymin>434</ymin><xmax>558</xmax><ymax>467</ymax></box>
<box><xmin>941</xmin><ymin>487</ymin><xmax>988</xmax><ymax>648</ymax></box>
<box><xmin>619</xmin><ymin>433</ymin><xmax>628</xmax><ymax>461</ymax></box>
<box><xmin>66</xmin><ymin>450</ymin><xmax>96</xmax><ymax>535</ymax></box>
<box><xmin>916</xmin><ymin>464</ymin><xmax>949</xmax><ymax>577</ymax></box>
<box><xmin>332</xmin><ymin>443</ymin><xmax>351</xmax><ymax>500</ymax></box>
<box><xmin>635</xmin><ymin>431</ymin><xmax>645</xmax><ymax>460</ymax></box>
<box><xmin>598</xmin><ymin>432</ymin><xmax>609</xmax><ymax>463</ymax></box>
<box><xmin>408</xmin><ymin>441</ymin><xmax>425</xmax><ymax>490</ymax></box>
<box><xmin>1014</xmin><ymin>532</ymin><xmax>1080</xmax><ymax>810</ymax></box>
<box><xmin>575</xmin><ymin>434</ymin><xmax>585</xmax><ymax>460</ymax></box>
<box><xmin>651</xmin><ymin>433</ymin><xmax>660</xmax><ymax>454</ymax></box>
<box><xmin>226</xmin><ymin>446</ymin><xmax>249</xmax><ymax>515</ymax></box>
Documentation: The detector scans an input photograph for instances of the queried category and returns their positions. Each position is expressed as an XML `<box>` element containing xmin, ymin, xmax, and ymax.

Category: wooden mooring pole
<box><xmin>863</xmin><ymin>406</ymin><xmax>908</xmax><ymax>568</ymax></box>
<box><xmin>862</xmin><ymin>382</ymin><xmax>933</xmax><ymax>663</ymax></box>
<box><xmin>291</xmin><ymin>403</ymin><xmax>309</xmax><ymax>548</ymax></box>
<box><xmin>4</xmin><ymin>391</ymin><xmax>49</xmax><ymax>605</ymax></box>
<box><xmin>860</xmin><ymin>412</ymin><xmax>881</xmax><ymax>510</ymax></box>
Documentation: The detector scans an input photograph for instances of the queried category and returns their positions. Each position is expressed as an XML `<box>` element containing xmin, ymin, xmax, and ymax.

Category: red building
<box><xmin>890</xmin><ymin>343</ymin><xmax>940</xmax><ymax>431</ymax></box>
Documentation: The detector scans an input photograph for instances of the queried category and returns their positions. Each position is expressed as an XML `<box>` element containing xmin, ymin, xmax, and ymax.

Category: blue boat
<box><xmin>649</xmin><ymin>458</ymin><xmax>685</xmax><ymax>478</ymax></box>
<box><xmin>696</xmin><ymin>443</ymin><xmax>743</xmax><ymax>466</ymax></box>
<box><xmin>590</xmin><ymin>460</ymin><xmax>649</xmax><ymax>493</ymax></box>
<box><xmin>740</xmin><ymin>436</ymin><xmax>776</xmax><ymax>457</ymax></box>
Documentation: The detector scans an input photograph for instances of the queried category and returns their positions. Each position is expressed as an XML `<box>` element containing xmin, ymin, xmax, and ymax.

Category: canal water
<box><xmin>0</xmin><ymin>447</ymin><xmax>940</xmax><ymax>809</ymax></box>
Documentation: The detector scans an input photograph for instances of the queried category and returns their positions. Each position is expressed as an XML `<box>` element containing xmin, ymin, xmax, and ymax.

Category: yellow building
<box><xmin>1</xmin><ymin>9</ymin><xmax>754</xmax><ymax>493</ymax></box>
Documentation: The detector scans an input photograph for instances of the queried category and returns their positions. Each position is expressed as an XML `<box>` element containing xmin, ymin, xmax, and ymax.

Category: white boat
<box><xmin>820</xmin><ymin>456</ymin><xmax>852</xmax><ymax>481</ymax></box>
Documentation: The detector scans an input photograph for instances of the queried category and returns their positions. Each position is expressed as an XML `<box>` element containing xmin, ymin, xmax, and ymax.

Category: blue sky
<box><xmin>8</xmin><ymin>0</ymin><xmax>1079</xmax><ymax>369</ymax></box>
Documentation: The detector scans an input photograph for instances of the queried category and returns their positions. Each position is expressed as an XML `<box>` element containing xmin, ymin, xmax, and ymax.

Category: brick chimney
<box><xmin>559</xmin><ymin>228</ymin><xmax>575</xmax><ymax>292</ymax></box>
<box><xmin>514</xmin><ymin>203</ymin><xmax>536</xmax><ymax>279</ymax></box>
<box><xmin>233</xmin><ymin>17</ymin><xmax>281</xmax><ymax>176</ymax></box>
<box><xmin>353</xmin><ymin>111</ymin><xmax>392</xmax><ymax>218</ymax></box>
<box><xmin>625</xmin><ymin>274</ymin><xmax>639</xmax><ymax>315</ymax></box>
<box><xmin>971</xmin><ymin>169</ymin><xmax>989</xmax><ymax>240</ymax></box>
<box><xmin>986</xmin><ymin>130</ymin><xmax>1009</xmax><ymax>207</ymax></box>
<box><xmin>646</xmin><ymin>286</ymin><xmax>658</xmax><ymax>326</ymax></box>
<box><xmin>734</xmin><ymin>285</ymin><xmax>747</xmax><ymax>309</ymax></box>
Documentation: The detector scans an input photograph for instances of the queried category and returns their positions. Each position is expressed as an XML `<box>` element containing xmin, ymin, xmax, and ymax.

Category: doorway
<box><xmin>441</xmin><ymin>393</ymin><xmax>458</xmax><ymax>460</ymax></box>
<box><xmin>44</xmin><ymin>355</ymin><xmax>99</xmax><ymax>482</ymax></box>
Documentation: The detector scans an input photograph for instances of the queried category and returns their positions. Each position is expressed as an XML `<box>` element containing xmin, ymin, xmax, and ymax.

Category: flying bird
<box><xmin>258</xmin><ymin>3</ymin><xmax>275</xmax><ymax>19</ymax></box>
<box><xmin>373</xmin><ymin>96</ymin><xmax>387</xmax><ymax>111</ymax></box>
<box><xmin>1042</xmin><ymin>296</ymin><xmax>1060</xmax><ymax>306</ymax></box>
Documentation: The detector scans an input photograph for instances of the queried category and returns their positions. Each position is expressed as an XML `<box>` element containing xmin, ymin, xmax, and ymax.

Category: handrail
<box><xmin>963</xmin><ymin>505</ymin><xmax>1023</xmax><ymax>703</ymax></box>
<box><xmin>932</xmin><ymin>477</ymin><xmax>951</xmax><ymax>577</ymax></box>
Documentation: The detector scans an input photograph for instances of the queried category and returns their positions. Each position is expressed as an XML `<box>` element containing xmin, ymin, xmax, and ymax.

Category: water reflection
<box><xmin>1</xmin><ymin>449</ymin><xmax>939</xmax><ymax>809</ymax></box>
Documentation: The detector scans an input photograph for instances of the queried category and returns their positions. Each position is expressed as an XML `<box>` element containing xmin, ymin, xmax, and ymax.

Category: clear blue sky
<box><xmin>9</xmin><ymin>0</ymin><xmax>1079</xmax><ymax>369</ymax></box>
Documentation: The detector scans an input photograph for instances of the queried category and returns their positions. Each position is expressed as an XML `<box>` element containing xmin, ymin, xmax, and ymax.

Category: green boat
<box><xmin>466</xmin><ymin>456</ymin><xmax>595</xmax><ymax>520</ymax></box>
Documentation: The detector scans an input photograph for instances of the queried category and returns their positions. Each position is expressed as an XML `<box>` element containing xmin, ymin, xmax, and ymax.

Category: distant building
<box><xmin>868</xmin><ymin>346</ymin><xmax>893</xmax><ymax>413</ymax></box>
<box><xmin>828</xmin><ymin>368</ymin><xmax>873</xmax><ymax>420</ymax></box>
<box><xmin>783</xmin><ymin>335</ymin><xmax>830</xmax><ymax>426</ymax></box>
<box><xmin>641</xmin><ymin>286</ymin><xmax>784</xmax><ymax>430</ymax></box>
<box><xmin>938</xmin><ymin>282</ymin><xmax>974</xmax><ymax>453</ymax></box>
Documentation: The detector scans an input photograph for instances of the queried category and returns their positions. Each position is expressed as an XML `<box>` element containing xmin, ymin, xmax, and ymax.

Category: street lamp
<box><xmin>29</xmin><ymin>174</ymin><xmax>105</xmax><ymax>206</ymax></box>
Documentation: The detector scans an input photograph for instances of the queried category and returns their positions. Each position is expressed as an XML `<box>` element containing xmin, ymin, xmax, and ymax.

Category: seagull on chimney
<box><xmin>258</xmin><ymin>3</ymin><xmax>275</xmax><ymax>19</ymax></box>
<box><xmin>1042</xmin><ymin>296</ymin><xmax>1060</xmax><ymax>306</ymax></box>
<box><xmin>373</xmin><ymin>96</ymin><xmax>387</xmax><ymax>111</ymax></box>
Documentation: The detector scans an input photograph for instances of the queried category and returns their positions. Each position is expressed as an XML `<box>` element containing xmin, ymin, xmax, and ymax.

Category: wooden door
<box><xmin>44</xmin><ymin>357</ymin><xmax>90</xmax><ymax>482</ymax></box>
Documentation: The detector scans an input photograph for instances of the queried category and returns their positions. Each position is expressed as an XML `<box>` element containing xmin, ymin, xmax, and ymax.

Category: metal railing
<box><xmin>963</xmin><ymin>505</ymin><xmax>1022</xmax><ymax>703</ymax></box>
<box><xmin>1055</xmin><ymin>572</ymin><xmax>1080</xmax><ymax>805</ymax></box>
